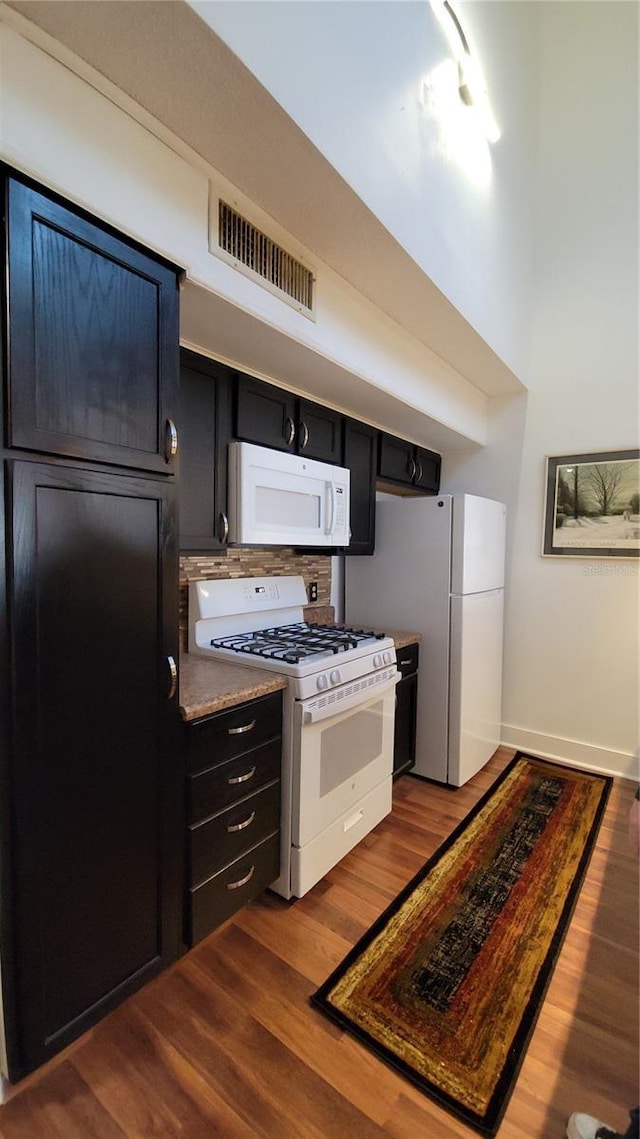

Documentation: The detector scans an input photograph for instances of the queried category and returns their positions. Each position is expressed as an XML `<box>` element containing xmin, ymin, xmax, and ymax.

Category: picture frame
<box><xmin>543</xmin><ymin>449</ymin><xmax>640</xmax><ymax>558</ymax></box>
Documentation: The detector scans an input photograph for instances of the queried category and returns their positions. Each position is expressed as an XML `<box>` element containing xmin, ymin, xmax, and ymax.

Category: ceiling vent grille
<box><xmin>218</xmin><ymin>201</ymin><xmax>314</xmax><ymax>313</ymax></box>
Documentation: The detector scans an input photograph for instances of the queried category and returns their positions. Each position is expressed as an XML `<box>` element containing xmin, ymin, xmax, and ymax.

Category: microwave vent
<box><xmin>217</xmin><ymin>200</ymin><xmax>315</xmax><ymax>314</ymax></box>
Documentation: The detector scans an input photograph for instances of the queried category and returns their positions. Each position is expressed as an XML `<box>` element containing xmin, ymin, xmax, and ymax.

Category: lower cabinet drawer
<box><xmin>188</xmin><ymin>832</ymin><xmax>281</xmax><ymax>945</ymax></box>
<box><xmin>189</xmin><ymin>780</ymin><xmax>281</xmax><ymax>887</ymax></box>
<box><xmin>188</xmin><ymin>736</ymin><xmax>281</xmax><ymax>823</ymax></box>
<box><xmin>395</xmin><ymin>642</ymin><xmax>419</xmax><ymax>678</ymax></box>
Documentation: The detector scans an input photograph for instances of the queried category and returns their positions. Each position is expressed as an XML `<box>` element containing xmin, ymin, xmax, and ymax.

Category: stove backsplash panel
<box><xmin>179</xmin><ymin>548</ymin><xmax>333</xmax><ymax>651</ymax></box>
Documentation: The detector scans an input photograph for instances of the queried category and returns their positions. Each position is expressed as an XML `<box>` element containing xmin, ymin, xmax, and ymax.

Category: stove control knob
<box><xmin>330</xmin><ymin>669</ymin><xmax>342</xmax><ymax>685</ymax></box>
<box><xmin>317</xmin><ymin>674</ymin><xmax>329</xmax><ymax>690</ymax></box>
<box><xmin>383</xmin><ymin>650</ymin><xmax>393</xmax><ymax>665</ymax></box>
<box><xmin>373</xmin><ymin>654</ymin><xmax>382</xmax><ymax>669</ymax></box>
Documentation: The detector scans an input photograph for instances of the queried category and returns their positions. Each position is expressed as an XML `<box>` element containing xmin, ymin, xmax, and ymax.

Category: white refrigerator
<box><xmin>346</xmin><ymin>494</ymin><xmax>506</xmax><ymax>786</ymax></box>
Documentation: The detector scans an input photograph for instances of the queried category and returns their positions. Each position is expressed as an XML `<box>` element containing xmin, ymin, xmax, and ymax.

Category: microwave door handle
<box><xmin>326</xmin><ymin>483</ymin><xmax>335</xmax><ymax>536</ymax></box>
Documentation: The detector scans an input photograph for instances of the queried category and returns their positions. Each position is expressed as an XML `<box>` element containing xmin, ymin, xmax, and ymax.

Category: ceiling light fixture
<box><xmin>430</xmin><ymin>0</ymin><xmax>501</xmax><ymax>143</ymax></box>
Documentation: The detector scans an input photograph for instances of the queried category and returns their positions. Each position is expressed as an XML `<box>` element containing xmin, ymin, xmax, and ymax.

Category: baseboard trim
<box><xmin>500</xmin><ymin>724</ymin><xmax>639</xmax><ymax>781</ymax></box>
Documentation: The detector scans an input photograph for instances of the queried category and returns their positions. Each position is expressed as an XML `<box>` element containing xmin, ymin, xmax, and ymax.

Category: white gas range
<box><xmin>188</xmin><ymin>575</ymin><xmax>400</xmax><ymax>899</ymax></box>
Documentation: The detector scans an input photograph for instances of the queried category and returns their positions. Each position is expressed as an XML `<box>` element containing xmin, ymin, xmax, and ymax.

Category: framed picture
<box><xmin>543</xmin><ymin>449</ymin><xmax>640</xmax><ymax>557</ymax></box>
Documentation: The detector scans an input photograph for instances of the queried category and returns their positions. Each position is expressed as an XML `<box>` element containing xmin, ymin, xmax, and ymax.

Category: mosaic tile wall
<box><xmin>179</xmin><ymin>548</ymin><xmax>333</xmax><ymax>650</ymax></box>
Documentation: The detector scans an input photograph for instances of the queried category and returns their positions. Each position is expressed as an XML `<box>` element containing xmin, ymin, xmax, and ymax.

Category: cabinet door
<box><xmin>414</xmin><ymin>446</ymin><xmax>441</xmax><ymax>494</ymax></box>
<box><xmin>5</xmin><ymin>178</ymin><xmax>179</xmax><ymax>474</ymax></box>
<box><xmin>343</xmin><ymin>418</ymin><xmax>376</xmax><ymax>555</ymax></box>
<box><xmin>377</xmin><ymin>433</ymin><xmax>415</xmax><ymax>487</ymax></box>
<box><xmin>6</xmin><ymin>460</ymin><xmax>181</xmax><ymax>1078</ymax></box>
<box><xmin>393</xmin><ymin>672</ymin><xmax>418</xmax><ymax>777</ymax></box>
<box><xmin>178</xmin><ymin>350</ymin><xmax>232</xmax><ymax>552</ymax></box>
<box><xmin>297</xmin><ymin>398</ymin><xmax>343</xmax><ymax>463</ymax></box>
<box><xmin>235</xmin><ymin>374</ymin><xmax>296</xmax><ymax>452</ymax></box>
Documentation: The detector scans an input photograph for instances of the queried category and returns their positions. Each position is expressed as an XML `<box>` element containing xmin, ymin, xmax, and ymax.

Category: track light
<box><xmin>430</xmin><ymin>0</ymin><xmax>501</xmax><ymax>143</ymax></box>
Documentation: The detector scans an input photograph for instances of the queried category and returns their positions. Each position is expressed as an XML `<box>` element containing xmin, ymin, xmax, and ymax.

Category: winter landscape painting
<box><xmin>543</xmin><ymin>450</ymin><xmax>640</xmax><ymax>557</ymax></box>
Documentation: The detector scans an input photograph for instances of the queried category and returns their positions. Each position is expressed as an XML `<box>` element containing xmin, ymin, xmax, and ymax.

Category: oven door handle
<box><xmin>302</xmin><ymin>673</ymin><xmax>400</xmax><ymax>724</ymax></box>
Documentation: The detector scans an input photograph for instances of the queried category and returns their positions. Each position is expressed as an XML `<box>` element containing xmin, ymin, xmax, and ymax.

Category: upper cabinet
<box><xmin>377</xmin><ymin>432</ymin><xmax>441</xmax><ymax>495</ymax></box>
<box><xmin>235</xmin><ymin>374</ymin><xmax>342</xmax><ymax>463</ymax></box>
<box><xmin>342</xmin><ymin>418</ymin><xmax>376</xmax><ymax>555</ymax></box>
<box><xmin>178</xmin><ymin>350</ymin><xmax>232</xmax><ymax>552</ymax></box>
<box><xmin>4</xmin><ymin>177</ymin><xmax>180</xmax><ymax>475</ymax></box>
<box><xmin>296</xmin><ymin>397</ymin><xmax>342</xmax><ymax>464</ymax></box>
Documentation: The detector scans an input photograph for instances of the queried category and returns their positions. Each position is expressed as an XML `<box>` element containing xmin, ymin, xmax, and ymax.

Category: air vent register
<box><xmin>217</xmin><ymin>200</ymin><xmax>315</xmax><ymax>315</ymax></box>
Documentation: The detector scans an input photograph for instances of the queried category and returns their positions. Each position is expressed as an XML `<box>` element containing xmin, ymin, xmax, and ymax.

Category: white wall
<box><xmin>448</xmin><ymin>2</ymin><xmax>639</xmax><ymax>777</ymax></box>
<box><xmin>0</xmin><ymin>17</ymin><xmax>489</xmax><ymax>451</ymax></box>
<box><xmin>191</xmin><ymin>0</ymin><xmax>539</xmax><ymax>382</ymax></box>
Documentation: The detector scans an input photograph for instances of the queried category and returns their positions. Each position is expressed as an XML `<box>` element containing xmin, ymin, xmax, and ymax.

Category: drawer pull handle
<box><xmin>399</xmin><ymin>657</ymin><xmax>412</xmax><ymax>665</ymax></box>
<box><xmin>344</xmin><ymin>809</ymin><xmax>364</xmax><ymax>833</ymax></box>
<box><xmin>218</xmin><ymin>511</ymin><xmax>229</xmax><ymax>544</ymax></box>
<box><xmin>227</xmin><ymin>865</ymin><xmax>255</xmax><ymax>890</ymax></box>
<box><xmin>228</xmin><ymin>765</ymin><xmax>256</xmax><ymax>785</ymax></box>
<box><xmin>227</xmin><ymin>810</ymin><xmax>256</xmax><ymax>833</ymax></box>
<box><xmin>228</xmin><ymin>719</ymin><xmax>256</xmax><ymax>736</ymax></box>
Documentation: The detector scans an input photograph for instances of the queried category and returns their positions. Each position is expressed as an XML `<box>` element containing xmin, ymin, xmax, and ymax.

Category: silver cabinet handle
<box><xmin>226</xmin><ymin>865</ymin><xmax>255</xmax><ymax>890</ymax></box>
<box><xmin>165</xmin><ymin>418</ymin><xmax>178</xmax><ymax>462</ymax></box>
<box><xmin>416</xmin><ymin>460</ymin><xmax>423</xmax><ymax>482</ymax></box>
<box><xmin>299</xmin><ymin>421</ymin><xmax>309</xmax><ymax>449</ymax></box>
<box><xmin>285</xmin><ymin>416</ymin><xmax>296</xmax><ymax>446</ymax></box>
<box><xmin>228</xmin><ymin>719</ymin><xmax>256</xmax><ymax>736</ymax></box>
<box><xmin>399</xmin><ymin>657</ymin><xmax>412</xmax><ymax>665</ymax></box>
<box><xmin>227</xmin><ymin>810</ymin><xmax>256</xmax><ymax>833</ymax></box>
<box><xmin>227</xmin><ymin>765</ymin><xmax>256</xmax><ymax>785</ymax></box>
<box><xmin>218</xmin><ymin>511</ymin><xmax>229</xmax><ymax>544</ymax></box>
<box><xmin>408</xmin><ymin>458</ymin><xmax>416</xmax><ymax>481</ymax></box>
<box><xmin>167</xmin><ymin>655</ymin><xmax>177</xmax><ymax>700</ymax></box>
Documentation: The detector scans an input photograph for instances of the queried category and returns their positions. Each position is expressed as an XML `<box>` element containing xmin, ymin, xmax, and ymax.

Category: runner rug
<box><xmin>311</xmin><ymin>752</ymin><xmax>611</xmax><ymax>1136</ymax></box>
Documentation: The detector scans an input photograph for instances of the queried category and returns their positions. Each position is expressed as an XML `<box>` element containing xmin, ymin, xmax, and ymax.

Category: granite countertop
<box><xmin>382</xmin><ymin>629</ymin><xmax>421</xmax><ymax>650</ymax></box>
<box><xmin>179</xmin><ymin>653</ymin><xmax>287</xmax><ymax>722</ymax></box>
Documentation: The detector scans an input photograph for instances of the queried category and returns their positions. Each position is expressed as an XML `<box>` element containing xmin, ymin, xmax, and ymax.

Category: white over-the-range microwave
<box><xmin>228</xmin><ymin>441</ymin><xmax>350</xmax><ymax>547</ymax></box>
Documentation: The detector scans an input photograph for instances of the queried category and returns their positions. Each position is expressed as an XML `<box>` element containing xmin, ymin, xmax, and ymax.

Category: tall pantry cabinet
<box><xmin>0</xmin><ymin>171</ymin><xmax>183</xmax><ymax>1079</ymax></box>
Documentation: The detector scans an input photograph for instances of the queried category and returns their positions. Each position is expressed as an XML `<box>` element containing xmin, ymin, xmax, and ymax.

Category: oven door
<box><xmin>291</xmin><ymin>673</ymin><xmax>398</xmax><ymax>847</ymax></box>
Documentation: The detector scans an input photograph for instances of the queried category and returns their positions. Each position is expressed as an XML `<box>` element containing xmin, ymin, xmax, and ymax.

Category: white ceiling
<box><xmin>7</xmin><ymin>0</ymin><xmax>522</xmax><ymax>406</ymax></box>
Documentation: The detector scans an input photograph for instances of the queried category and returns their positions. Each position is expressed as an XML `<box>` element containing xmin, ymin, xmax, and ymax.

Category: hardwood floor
<box><xmin>0</xmin><ymin>747</ymin><xmax>637</xmax><ymax>1138</ymax></box>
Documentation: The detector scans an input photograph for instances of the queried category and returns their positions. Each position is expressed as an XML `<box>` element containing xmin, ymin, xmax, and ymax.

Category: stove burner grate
<box><xmin>209</xmin><ymin>622</ymin><xmax>386</xmax><ymax>664</ymax></box>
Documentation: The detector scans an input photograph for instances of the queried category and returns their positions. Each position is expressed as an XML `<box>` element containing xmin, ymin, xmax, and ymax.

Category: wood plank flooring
<box><xmin>0</xmin><ymin>747</ymin><xmax>637</xmax><ymax>1138</ymax></box>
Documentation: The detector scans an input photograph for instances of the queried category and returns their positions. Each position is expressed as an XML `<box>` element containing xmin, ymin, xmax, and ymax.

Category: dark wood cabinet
<box><xmin>378</xmin><ymin>433</ymin><xmax>441</xmax><ymax>495</ymax></box>
<box><xmin>393</xmin><ymin>643</ymin><xmax>419</xmax><ymax>778</ymax></box>
<box><xmin>185</xmin><ymin>690</ymin><xmax>282</xmax><ymax>945</ymax></box>
<box><xmin>234</xmin><ymin>374</ymin><xmax>297</xmax><ymax>452</ymax></box>
<box><xmin>0</xmin><ymin>169</ymin><xmax>183</xmax><ymax>1081</ymax></box>
<box><xmin>5</xmin><ymin>177</ymin><xmax>179</xmax><ymax>475</ymax></box>
<box><xmin>296</xmin><ymin>397</ymin><xmax>342</xmax><ymax>463</ymax></box>
<box><xmin>5</xmin><ymin>460</ymin><xmax>182</xmax><ymax>1077</ymax></box>
<box><xmin>342</xmin><ymin>417</ymin><xmax>376</xmax><ymax>555</ymax></box>
<box><xmin>235</xmin><ymin>373</ymin><xmax>342</xmax><ymax>462</ymax></box>
<box><xmin>414</xmin><ymin>447</ymin><xmax>441</xmax><ymax>492</ymax></box>
<box><xmin>178</xmin><ymin>350</ymin><xmax>232</xmax><ymax>552</ymax></box>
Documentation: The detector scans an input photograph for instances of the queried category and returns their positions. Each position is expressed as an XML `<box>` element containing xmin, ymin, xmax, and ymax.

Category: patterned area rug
<box><xmin>311</xmin><ymin>752</ymin><xmax>611</xmax><ymax>1136</ymax></box>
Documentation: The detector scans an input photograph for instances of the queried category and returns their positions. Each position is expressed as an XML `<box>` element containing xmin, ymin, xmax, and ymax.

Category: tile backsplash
<box><xmin>179</xmin><ymin>548</ymin><xmax>332</xmax><ymax>650</ymax></box>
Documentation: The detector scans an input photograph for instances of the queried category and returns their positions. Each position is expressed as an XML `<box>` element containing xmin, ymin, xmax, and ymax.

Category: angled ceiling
<box><xmin>7</xmin><ymin>0</ymin><xmax>521</xmax><ymax>401</ymax></box>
